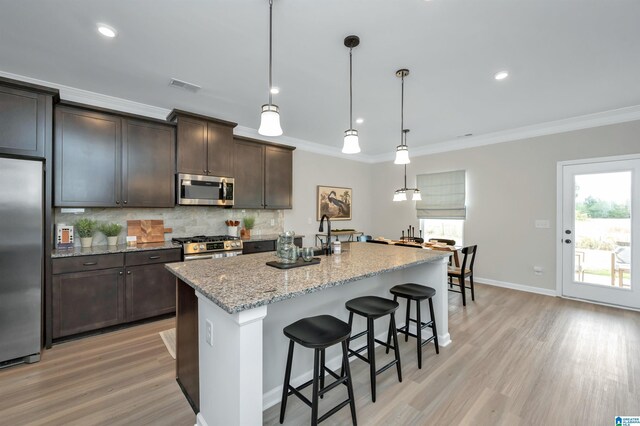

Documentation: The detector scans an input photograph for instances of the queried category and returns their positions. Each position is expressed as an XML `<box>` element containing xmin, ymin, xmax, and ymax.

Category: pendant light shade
<box><xmin>343</xmin><ymin>129</ymin><xmax>360</xmax><ymax>154</ymax></box>
<box><xmin>258</xmin><ymin>0</ymin><xmax>282</xmax><ymax>137</ymax></box>
<box><xmin>342</xmin><ymin>35</ymin><xmax>361</xmax><ymax>154</ymax></box>
<box><xmin>259</xmin><ymin>104</ymin><xmax>282</xmax><ymax>136</ymax></box>
<box><xmin>393</xmin><ymin>189</ymin><xmax>407</xmax><ymax>202</ymax></box>
<box><xmin>412</xmin><ymin>190</ymin><xmax>422</xmax><ymax>201</ymax></box>
<box><xmin>394</xmin><ymin>145</ymin><xmax>410</xmax><ymax>164</ymax></box>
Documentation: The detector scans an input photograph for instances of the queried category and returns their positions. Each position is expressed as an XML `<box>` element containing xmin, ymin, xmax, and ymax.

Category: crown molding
<box><xmin>369</xmin><ymin>104</ymin><xmax>640</xmax><ymax>163</ymax></box>
<box><xmin>3</xmin><ymin>69</ymin><xmax>639</xmax><ymax>164</ymax></box>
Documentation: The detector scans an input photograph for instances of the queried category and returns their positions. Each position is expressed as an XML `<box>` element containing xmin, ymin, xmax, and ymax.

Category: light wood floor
<box><xmin>1</xmin><ymin>284</ymin><xmax>638</xmax><ymax>425</ymax></box>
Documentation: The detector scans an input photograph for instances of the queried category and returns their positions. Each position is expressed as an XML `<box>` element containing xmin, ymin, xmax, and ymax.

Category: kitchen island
<box><xmin>166</xmin><ymin>242</ymin><xmax>451</xmax><ymax>426</ymax></box>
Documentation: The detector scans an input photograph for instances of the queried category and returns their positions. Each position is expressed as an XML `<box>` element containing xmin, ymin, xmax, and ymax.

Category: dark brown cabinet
<box><xmin>233</xmin><ymin>136</ymin><xmax>294</xmax><ymax>209</ymax></box>
<box><xmin>0</xmin><ymin>79</ymin><xmax>57</xmax><ymax>158</ymax></box>
<box><xmin>124</xmin><ymin>249</ymin><xmax>181</xmax><ymax>322</ymax></box>
<box><xmin>168</xmin><ymin>110</ymin><xmax>237</xmax><ymax>177</ymax></box>
<box><xmin>51</xmin><ymin>248</ymin><xmax>181</xmax><ymax>340</ymax></box>
<box><xmin>54</xmin><ymin>105</ymin><xmax>175</xmax><ymax>207</ymax></box>
<box><xmin>52</xmin><ymin>268</ymin><xmax>124</xmax><ymax>338</ymax></box>
<box><xmin>242</xmin><ymin>237</ymin><xmax>302</xmax><ymax>254</ymax></box>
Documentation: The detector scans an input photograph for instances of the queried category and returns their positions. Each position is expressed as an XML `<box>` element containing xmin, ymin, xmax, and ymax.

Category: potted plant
<box><xmin>241</xmin><ymin>216</ymin><xmax>255</xmax><ymax>240</ymax></box>
<box><xmin>75</xmin><ymin>218</ymin><xmax>98</xmax><ymax>248</ymax></box>
<box><xmin>99</xmin><ymin>222</ymin><xmax>123</xmax><ymax>246</ymax></box>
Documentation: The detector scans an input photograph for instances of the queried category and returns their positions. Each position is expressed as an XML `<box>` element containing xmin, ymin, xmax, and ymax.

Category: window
<box><xmin>416</xmin><ymin>170</ymin><xmax>466</xmax><ymax>245</ymax></box>
<box><xmin>420</xmin><ymin>219</ymin><xmax>464</xmax><ymax>246</ymax></box>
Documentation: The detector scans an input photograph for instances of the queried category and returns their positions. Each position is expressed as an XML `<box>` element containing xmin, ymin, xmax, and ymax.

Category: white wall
<box><xmin>284</xmin><ymin>149</ymin><xmax>375</xmax><ymax>247</ymax></box>
<box><xmin>370</xmin><ymin>120</ymin><xmax>640</xmax><ymax>291</ymax></box>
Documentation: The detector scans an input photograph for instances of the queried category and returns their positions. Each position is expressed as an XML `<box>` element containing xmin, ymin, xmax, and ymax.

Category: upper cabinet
<box><xmin>54</xmin><ymin>104</ymin><xmax>175</xmax><ymax>207</ymax></box>
<box><xmin>167</xmin><ymin>109</ymin><xmax>237</xmax><ymax>177</ymax></box>
<box><xmin>233</xmin><ymin>136</ymin><xmax>294</xmax><ymax>209</ymax></box>
<box><xmin>0</xmin><ymin>78</ymin><xmax>58</xmax><ymax>159</ymax></box>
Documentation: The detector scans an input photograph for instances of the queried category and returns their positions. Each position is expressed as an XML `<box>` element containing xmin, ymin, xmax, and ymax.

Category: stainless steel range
<box><xmin>172</xmin><ymin>235</ymin><xmax>243</xmax><ymax>261</ymax></box>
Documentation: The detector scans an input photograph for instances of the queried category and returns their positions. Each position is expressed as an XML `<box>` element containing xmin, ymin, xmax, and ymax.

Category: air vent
<box><xmin>169</xmin><ymin>78</ymin><xmax>201</xmax><ymax>93</ymax></box>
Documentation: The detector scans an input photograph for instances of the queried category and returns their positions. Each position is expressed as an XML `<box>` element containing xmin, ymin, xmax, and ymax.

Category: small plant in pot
<box><xmin>75</xmin><ymin>218</ymin><xmax>98</xmax><ymax>248</ymax></box>
<box><xmin>241</xmin><ymin>216</ymin><xmax>255</xmax><ymax>240</ymax></box>
<box><xmin>99</xmin><ymin>222</ymin><xmax>123</xmax><ymax>246</ymax></box>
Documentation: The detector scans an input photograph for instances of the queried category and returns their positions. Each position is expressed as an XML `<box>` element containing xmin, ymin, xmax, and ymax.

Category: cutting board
<box><xmin>127</xmin><ymin>220</ymin><xmax>172</xmax><ymax>243</ymax></box>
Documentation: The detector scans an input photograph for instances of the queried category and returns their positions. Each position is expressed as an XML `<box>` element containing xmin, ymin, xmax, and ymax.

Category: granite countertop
<box><xmin>166</xmin><ymin>242</ymin><xmax>450</xmax><ymax>314</ymax></box>
<box><xmin>52</xmin><ymin>241</ymin><xmax>179</xmax><ymax>258</ymax></box>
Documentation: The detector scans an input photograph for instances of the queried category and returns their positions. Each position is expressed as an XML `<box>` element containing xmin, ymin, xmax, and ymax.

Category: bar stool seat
<box><xmin>280</xmin><ymin>315</ymin><xmax>357</xmax><ymax>426</ymax></box>
<box><xmin>284</xmin><ymin>315</ymin><xmax>352</xmax><ymax>348</ymax></box>
<box><xmin>345</xmin><ymin>295</ymin><xmax>402</xmax><ymax>403</ymax></box>
<box><xmin>345</xmin><ymin>296</ymin><xmax>399</xmax><ymax>319</ymax></box>
<box><xmin>388</xmin><ymin>283</ymin><xmax>439</xmax><ymax>370</ymax></box>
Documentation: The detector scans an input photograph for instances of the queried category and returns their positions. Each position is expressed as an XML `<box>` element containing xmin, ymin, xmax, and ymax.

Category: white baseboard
<box><xmin>196</xmin><ymin>413</ymin><xmax>208</xmax><ymax>426</ymax></box>
<box><xmin>475</xmin><ymin>277</ymin><xmax>558</xmax><ymax>297</ymax></box>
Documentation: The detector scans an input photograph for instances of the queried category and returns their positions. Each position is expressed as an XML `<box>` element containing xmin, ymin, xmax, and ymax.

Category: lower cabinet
<box><xmin>51</xmin><ymin>248</ymin><xmax>181</xmax><ymax>339</ymax></box>
<box><xmin>242</xmin><ymin>237</ymin><xmax>302</xmax><ymax>254</ymax></box>
<box><xmin>125</xmin><ymin>263</ymin><xmax>177</xmax><ymax>322</ymax></box>
<box><xmin>52</xmin><ymin>268</ymin><xmax>124</xmax><ymax>338</ymax></box>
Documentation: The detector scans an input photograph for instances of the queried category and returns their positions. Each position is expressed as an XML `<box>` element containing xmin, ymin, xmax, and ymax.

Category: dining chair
<box><xmin>428</xmin><ymin>238</ymin><xmax>456</xmax><ymax>246</ymax></box>
<box><xmin>447</xmin><ymin>245</ymin><xmax>477</xmax><ymax>306</ymax></box>
<box><xmin>611</xmin><ymin>245</ymin><xmax>631</xmax><ymax>287</ymax></box>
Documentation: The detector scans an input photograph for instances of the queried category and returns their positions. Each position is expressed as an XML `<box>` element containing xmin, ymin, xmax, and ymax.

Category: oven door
<box><xmin>177</xmin><ymin>173</ymin><xmax>234</xmax><ymax>206</ymax></box>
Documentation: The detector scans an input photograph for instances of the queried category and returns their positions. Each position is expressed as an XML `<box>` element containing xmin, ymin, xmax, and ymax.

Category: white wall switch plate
<box><xmin>205</xmin><ymin>319</ymin><xmax>213</xmax><ymax>346</ymax></box>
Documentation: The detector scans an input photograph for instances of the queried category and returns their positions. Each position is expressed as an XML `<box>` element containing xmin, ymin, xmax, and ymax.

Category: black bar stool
<box><xmin>279</xmin><ymin>315</ymin><xmax>357</xmax><ymax>426</ymax></box>
<box><xmin>387</xmin><ymin>283</ymin><xmax>439</xmax><ymax>369</ymax></box>
<box><xmin>345</xmin><ymin>296</ymin><xmax>402</xmax><ymax>403</ymax></box>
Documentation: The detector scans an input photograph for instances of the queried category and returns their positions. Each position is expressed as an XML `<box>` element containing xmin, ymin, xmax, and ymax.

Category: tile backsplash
<box><xmin>54</xmin><ymin>206</ymin><xmax>284</xmax><ymax>246</ymax></box>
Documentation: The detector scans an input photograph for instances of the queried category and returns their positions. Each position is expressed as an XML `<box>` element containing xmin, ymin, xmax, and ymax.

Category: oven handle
<box><xmin>184</xmin><ymin>254</ymin><xmax>215</xmax><ymax>261</ymax></box>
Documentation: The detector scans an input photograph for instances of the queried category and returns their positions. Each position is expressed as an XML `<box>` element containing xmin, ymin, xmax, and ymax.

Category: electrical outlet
<box><xmin>533</xmin><ymin>266</ymin><xmax>543</xmax><ymax>276</ymax></box>
<box><xmin>271</xmin><ymin>219</ymin><xmax>275</xmax><ymax>226</ymax></box>
<box><xmin>205</xmin><ymin>319</ymin><xmax>213</xmax><ymax>346</ymax></box>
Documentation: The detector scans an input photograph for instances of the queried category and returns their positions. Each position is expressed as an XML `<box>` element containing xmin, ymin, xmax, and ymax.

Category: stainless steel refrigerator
<box><xmin>0</xmin><ymin>156</ymin><xmax>42</xmax><ymax>364</ymax></box>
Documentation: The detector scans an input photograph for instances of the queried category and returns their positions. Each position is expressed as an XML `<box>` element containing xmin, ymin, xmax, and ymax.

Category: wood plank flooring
<box><xmin>0</xmin><ymin>318</ymin><xmax>195</xmax><ymax>426</ymax></box>
<box><xmin>264</xmin><ymin>284</ymin><xmax>640</xmax><ymax>425</ymax></box>
<box><xmin>0</xmin><ymin>284</ymin><xmax>638</xmax><ymax>425</ymax></box>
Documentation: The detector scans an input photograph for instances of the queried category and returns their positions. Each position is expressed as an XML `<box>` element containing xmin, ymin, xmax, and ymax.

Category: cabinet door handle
<box><xmin>115</xmin><ymin>200</ymin><xmax>120</xmax><ymax>205</ymax></box>
<box><xmin>123</xmin><ymin>200</ymin><xmax>128</xmax><ymax>205</ymax></box>
<box><xmin>83</xmin><ymin>261</ymin><xmax>98</xmax><ymax>266</ymax></box>
<box><xmin>127</xmin><ymin>271</ymin><xmax>131</xmax><ymax>275</ymax></box>
<box><xmin>119</xmin><ymin>271</ymin><xmax>123</xmax><ymax>276</ymax></box>
<box><xmin>148</xmin><ymin>255</ymin><xmax>160</xmax><ymax>260</ymax></box>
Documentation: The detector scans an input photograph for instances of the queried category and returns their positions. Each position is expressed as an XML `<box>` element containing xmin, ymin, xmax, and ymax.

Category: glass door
<box><xmin>561</xmin><ymin>158</ymin><xmax>640</xmax><ymax>309</ymax></box>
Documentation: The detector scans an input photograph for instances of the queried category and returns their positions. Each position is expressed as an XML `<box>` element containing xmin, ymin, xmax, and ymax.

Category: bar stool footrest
<box><xmin>376</xmin><ymin>359</ymin><xmax>400</xmax><ymax>376</ymax></box>
<box><xmin>318</xmin><ymin>399</ymin><xmax>352</xmax><ymax>424</ymax></box>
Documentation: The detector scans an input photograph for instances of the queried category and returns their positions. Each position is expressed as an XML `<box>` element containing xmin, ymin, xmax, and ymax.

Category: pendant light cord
<box><xmin>268</xmin><ymin>0</ymin><xmax>273</xmax><ymax>106</ymax></box>
<box><xmin>400</xmin><ymin>73</ymin><xmax>405</xmax><ymax>146</ymax></box>
<box><xmin>349</xmin><ymin>47</ymin><xmax>353</xmax><ymax>130</ymax></box>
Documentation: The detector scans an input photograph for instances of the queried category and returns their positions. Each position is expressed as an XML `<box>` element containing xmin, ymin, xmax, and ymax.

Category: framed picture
<box><xmin>317</xmin><ymin>185</ymin><xmax>352</xmax><ymax>221</ymax></box>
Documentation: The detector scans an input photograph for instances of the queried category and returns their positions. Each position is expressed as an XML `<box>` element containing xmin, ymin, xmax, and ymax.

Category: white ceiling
<box><xmin>2</xmin><ymin>0</ymin><xmax>640</xmax><ymax>157</ymax></box>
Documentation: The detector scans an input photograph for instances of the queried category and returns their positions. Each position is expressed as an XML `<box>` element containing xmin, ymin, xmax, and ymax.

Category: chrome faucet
<box><xmin>319</xmin><ymin>214</ymin><xmax>332</xmax><ymax>256</ymax></box>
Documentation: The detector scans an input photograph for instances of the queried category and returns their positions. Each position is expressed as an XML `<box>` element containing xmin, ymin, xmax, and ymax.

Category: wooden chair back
<box><xmin>429</xmin><ymin>238</ymin><xmax>456</xmax><ymax>246</ymax></box>
<box><xmin>460</xmin><ymin>245</ymin><xmax>478</xmax><ymax>275</ymax></box>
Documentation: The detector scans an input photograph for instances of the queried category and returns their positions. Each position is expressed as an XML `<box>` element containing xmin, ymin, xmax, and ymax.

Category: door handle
<box><xmin>564</xmin><ymin>239</ymin><xmax>572</xmax><ymax>244</ymax></box>
<box><xmin>565</xmin><ymin>230</ymin><xmax>572</xmax><ymax>235</ymax></box>
<box><xmin>148</xmin><ymin>255</ymin><xmax>161</xmax><ymax>260</ymax></box>
<box><xmin>83</xmin><ymin>261</ymin><xmax>98</xmax><ymax>266</ymax></box>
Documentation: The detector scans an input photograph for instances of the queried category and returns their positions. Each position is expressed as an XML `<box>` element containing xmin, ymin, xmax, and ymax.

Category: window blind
<box><xmin>416</xmin><ymin>170</ymin><xmax>466</xmax><ymax>219</ymax></box>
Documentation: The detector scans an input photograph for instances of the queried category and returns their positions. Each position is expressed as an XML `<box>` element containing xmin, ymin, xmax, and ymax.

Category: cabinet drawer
<box><xmin>242</xmin><ymin>240</ymin><xmax>276</xmax><ymax>254</ymax></box>
<box><xmin>52</xmin><ymin>253</ymin><xmax>124</xmax><ymax>274</ymax></box>
<box><xmin>125</xmin><ymin>248</ymin><xmax>182</xmax><ymax>266</ymax></box>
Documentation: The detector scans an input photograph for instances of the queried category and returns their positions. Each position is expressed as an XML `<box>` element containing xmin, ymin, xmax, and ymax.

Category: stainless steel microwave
<box><xmin>177</xmin><ymin>173</ymin><xmax>234</xmax><ymax>206</ymax></box>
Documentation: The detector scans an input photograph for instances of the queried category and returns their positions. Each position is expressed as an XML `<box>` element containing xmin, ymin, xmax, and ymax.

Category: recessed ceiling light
<box><xmin>356</xmin><ymin>118</ymin><xmax>364</xmax><ymax>124</ymax></box>
<box><xmin>270</xmin><ymin>87</ymin><xmax>280</xmax><ymax>94</ymax></box>
<box><xmin>494</xmin><ymin>71</ymin><xmax>509</xmax><ymax>80</ymax></box>
<box><xmin>97</xmin><ymin>24</ymin><xmax>117</xmax><ymax>38</ymax></box>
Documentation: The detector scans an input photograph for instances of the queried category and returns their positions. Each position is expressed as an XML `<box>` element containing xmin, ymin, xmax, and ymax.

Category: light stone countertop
<box><xmin>166</xmin><ymin>242</ymin><xmax>450</xmax><ymax>314</ymax></box>
<box><xmin>52</xmin><ymin>241</ymin><xmax>179</xmax><ymax>258</ymax></box>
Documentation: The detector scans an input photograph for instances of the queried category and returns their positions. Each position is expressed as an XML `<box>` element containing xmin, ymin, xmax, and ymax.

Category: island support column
<box><xmin>195</xmin><ymin>292</ymin><xmax>267</xmax><ymax>426</ymax></box>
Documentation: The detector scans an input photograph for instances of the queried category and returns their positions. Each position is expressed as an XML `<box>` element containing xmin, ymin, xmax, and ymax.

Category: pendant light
<box><xmin>394</xmin><ymin>69</ymin><xmax>410</xmax><ymax>164</ymax></box>
<box><xmin>342</xmin><ymin>35</ymin><xmax>361</xmax><ymax>154</ymax></box>
<box><xmin>258</xmin><ymin>0</ymin><xmax>283</xmax><ymax>137</ymax></box>
<box><xmin>393</xmin><ymin>129</ymin><xmax>422</xmax><ymax>201</ymax></box>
